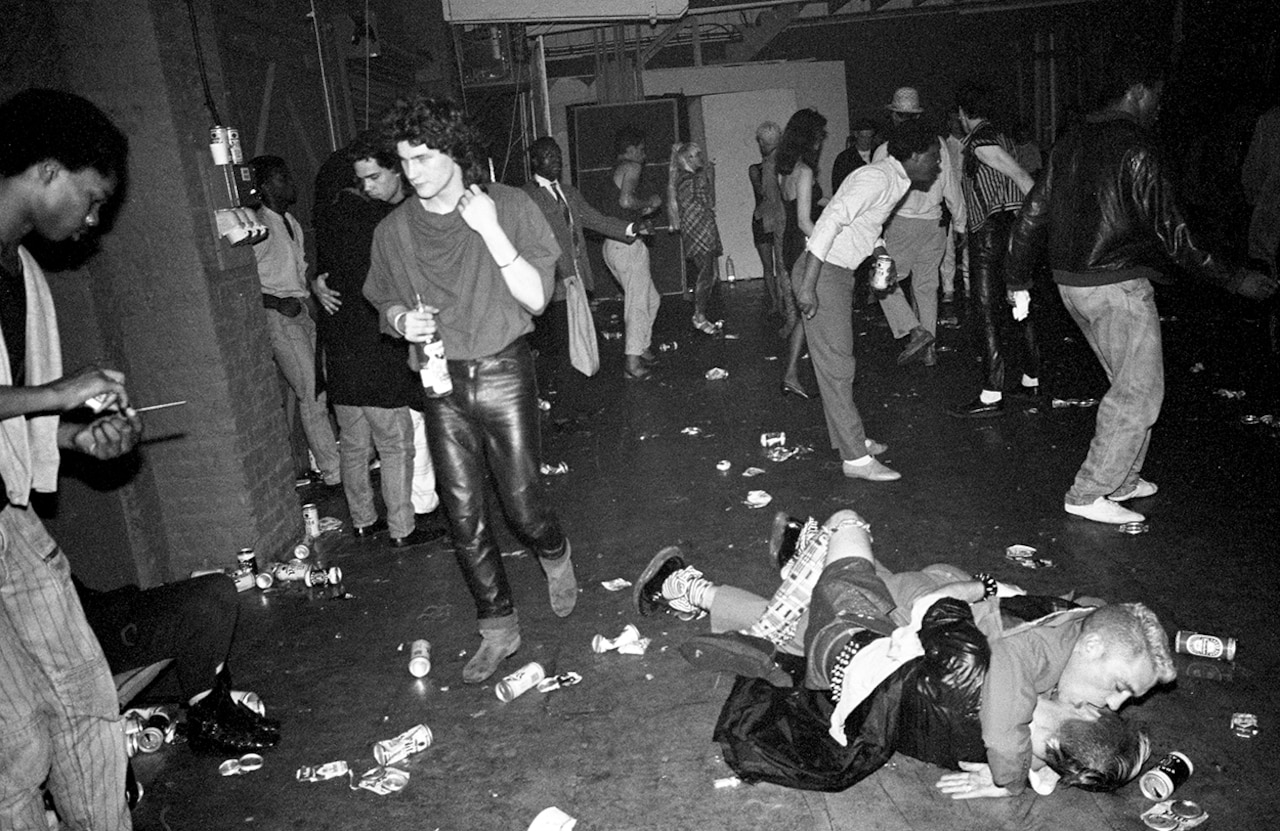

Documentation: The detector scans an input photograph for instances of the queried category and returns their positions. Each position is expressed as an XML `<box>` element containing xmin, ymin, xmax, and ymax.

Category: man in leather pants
<box><xmin>1005</xmin><ymin>53</ymin><xmax>1277</xmax><ymax>525</ymax></box>
<box><xmin>949</xmin><ymin>85</ymin><xmax>1038</xmax><ymax>418</ymax></box>
<box><xmin>363</xmin><ymin>97</ymin><xmax>576</xmax><ymax>684</ymax></box>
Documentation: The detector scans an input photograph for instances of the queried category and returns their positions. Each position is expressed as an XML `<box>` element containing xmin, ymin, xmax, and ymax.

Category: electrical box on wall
<box><xmin>208</xmin><ymin>126</ymin><xmax>266</xmax><ymax>246</ymax></box>
<box><xmin>455</xmin><ymin>23</ymin><xmax>527</xmax><ymax>86</ymax></box>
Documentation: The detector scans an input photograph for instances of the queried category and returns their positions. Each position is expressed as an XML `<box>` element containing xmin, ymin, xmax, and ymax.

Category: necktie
<box><xmin>551</xmin><ymin>182</ymin><xmax>572</xmax><ymax>229</ymax></box>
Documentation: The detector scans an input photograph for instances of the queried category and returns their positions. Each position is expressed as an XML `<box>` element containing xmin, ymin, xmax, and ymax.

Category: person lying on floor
<box><xmin>75</xmin><ymin>572</ymin><xmax>279</xmax><ymax>753</ymax></box>
<box><xmin>634</xmin><ymin>508</ymin><xmax>1171</xmax><ymax>797</ymax></box>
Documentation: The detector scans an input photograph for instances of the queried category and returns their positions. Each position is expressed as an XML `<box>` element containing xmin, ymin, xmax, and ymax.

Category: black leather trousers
<box><xmin>968</xmin><ymin>210</ymin><xmax>1040</xmax><ymax>390</ymax></box>
<box><xmin>423</xmin><ymin>338</ymin><xmax>566</xmax><ymax>622</ymax></box>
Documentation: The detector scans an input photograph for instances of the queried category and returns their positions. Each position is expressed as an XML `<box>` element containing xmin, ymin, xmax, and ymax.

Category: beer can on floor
<box><xmin>870</xmin><ymin>254</ymin><xmax>894</xmax><ymax>291</ymax></box>
<box><xmin>254</xmin><ymin>571</ymin><xmax>274</xmax><ymax>590</ymax></box>
<box><xmin>302</xmin><ymin>504</ymin><xmax>321</xmax><ymax>539</ymax></box>
<box><xmin>1175</xmin><ymin>630</ymin><xmax>1236</xmax><ymax>662</ymax></box>
<box><xmin>495</xmin><ymin>662</ymin><xmax>546</xmax><ymax>702</ymax></box>
<box><xmin>1140</xmin><ymin>751</ymin><xmax>1194</xmax><ymax>800</ymax></box>
<box><xmin>137</xmin><ymin>714</ymin><xmax>170</xmax><ymax>754</ymax></box>
<box><xmin>272</xmin><ymin>560</ymin><xmax>310</xmax><ymax>583</ymax></box>
<box><xmin>231</xmin><ymin>570</ymin><xmax>255</xmax><ymax>593</ymax></box>
<box><xmin>304</xmin><ymin>565</ymin><xmax>342</xmax><ymax>587</ymax></box>
<box><xmin>760</xmin><ymin>431</ymin><xmax>786</xmax><ymax>448</ymax></box>
<box><xmin>408</xmin><ymin>639</ymin><xmax>432</xmax><ymax>678</ymax></box>
<box><xmin>236</xmin><ymin>547</ymin><xmax>258</xmax><ymax>574</ymax></box>
<box><xmin>372</xmin><ymin>723</ymin><xmax>433</xmax><ymax>766</ymax></box>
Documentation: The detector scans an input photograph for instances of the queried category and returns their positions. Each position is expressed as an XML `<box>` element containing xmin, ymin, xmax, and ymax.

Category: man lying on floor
<box><xmin>634</xmin><ymin>508</ymin><xmax>1172</xmax><ymax>797</ymax></box>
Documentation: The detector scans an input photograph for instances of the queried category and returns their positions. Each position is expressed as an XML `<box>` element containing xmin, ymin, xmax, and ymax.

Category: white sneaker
<box><xmin>1064</xmin><ymin>498</ymin><xmax>1145</xmax><ymax>525</ymax></box>
<box><xmin>842</xmin><ymin>458</ymin><xmax>901</xmax><ymax>481</ymax></box>
<box><xmin>1110</xmin><ymin>479</ymin><xmax>1158</xmax><ymax>501</ymax></box>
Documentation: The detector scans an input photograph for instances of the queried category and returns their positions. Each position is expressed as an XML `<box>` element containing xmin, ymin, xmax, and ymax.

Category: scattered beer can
<box><xmin>528</xmin><ymin>806</ymin><xmax>578</xmax><ymax>831</ymax></box>
<box><xmin>373</xmin><ymin>723</ymin><xmax>433</xmax><ymax>766</ymax></box>
<box><xmin>408</xmin><ymin>639</ymin><xmax>432</xmax><ymax>678</ymax></box>
<box><xmin>704</xmin><ymin>367</ymin><xmax>729</xmax><ymax>380</ymax></box>
<box><xmin>760</xmin><ymin>431</ymin><xmax>786</xmax><ymax>448</ymax></box>
<box><xmin>1140</xmin><ymin>799</ymin><xmax>1208</xmax><ymax>830</ymax></box>
<box><xmin>536</xmin><ymin>672</ymin><xmax>582</xmax><ymax>693</ymax></box>
<box><xmin>599</xmin><ymin>578</ymin><xmax>632</xmax><ymax>592</ymax></box>
<box><xmin>355</xmin><ymin>765</ymin><xmax>409</xmax><ymax>795</ymax></box>
<box><xmin>1175</xmin><ymin>630</ymin><xmax>1236</xmax><ymax>662</ymax></box>
<box><xmin>218</xmin><ymin>753</ymin><xmax>264</xmax><ymax>777</ymax></box>
<box><xmin>657</xmin><ymin>341</ymin><xmax>678</xmax><ymax>352</ymax></box>
<box><xmin>496</xmin><ymin>662</ymin><xmax>547</xmax><ymax>702</ymax></box>
<box><xmin>297</xmin><ymin>760</ymin><xmax>350</xmax><ymax>782</ymax></box>
<box><xmin>715</xmin><ymin>460</ymin><xmax>731</xmax><ymax>472</ymax></box>
<box><xmin>292</xmin><ymin>540</ymin><xmax>312</xmax><ymax>560</ymax></box>
<box><xmin>236</xmin><ymin>547</ymin><xmax>258</xmax><ymax>574</ymax></box>
<box><xmin>744</xmin><ymin>490</ymin><xmax>772</xmax><ymax>509</ymax></box>
<box><xmin>272</xmin><ymin>560</ymin><xmax>311</xmax><ymax>583</ymax></box>
<box><xmin>1230</xmin><ymin>712</ymin><xmax>1259</xmax><ymax>738</ymax></box>
<box><xmin>592</xmin><ymin>624</ymin><xmax>641</xmax><ymax>654</ymax></box>
<box><xmin>254</xmin><ymin>571</ymin><xmax>275</xmax><ymax>590</ymax></box>
<box><xmin>1140</xmin><ymin>751</ymin><xmax>1194</xmax><ymax>800</ymax></box>
<box><xmin>304</xmin><ymin>566</ymin><xmax>342</xmax><ymax>588</ymax></box>
<box><xmin>302</xmin><ymin>503</ymin><xmax>322</xmax><ymax>539</ymax></box>
<box><xmin>1118</xmin><ymin>521</ymin><xmax>1150</xmax><ymax>535</ymax></box>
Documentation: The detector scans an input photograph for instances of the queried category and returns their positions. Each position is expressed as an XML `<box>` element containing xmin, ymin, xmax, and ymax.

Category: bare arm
<box><xmin>975</xmin><ymin>145</ymin><xmax>1034</xmax><ymax>195</ymax></box>
<box><xmin>458</xmin><ymin>185</ymin><xmax>546</xmax><ymax>313</ymax></box>
<box><xmin>795</xmin><ymin>165</ymin><xmax>817</xmax><ymax>237</ymax></box>
<box><xmin>617</xmin><ymin>161</ymin><xmax>660</xmax><ymax>213</ymax></box>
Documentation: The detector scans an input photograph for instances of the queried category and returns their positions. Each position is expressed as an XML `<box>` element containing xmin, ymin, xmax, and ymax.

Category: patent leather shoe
<box><xmin>780</xmin><ymin>381</ymin><xmax>812</xmax><ymax>399</ymax></box>
<box><xmin>679</xmin><ymin>632</ymin><xmax>792</xmax><ymax>687</ymax></box>
<box><xmin>353</xmin><ymin>519</ymin><xmax>387</xmax><ymax>539</ymax></box>
<box><xmin>634</xmin><ymin>546</ymin><xmax>687</xmax><ymax>617</ymax></box>
<box><xmin>768</xmin><ymin>511</ymin><xmax>804</xmax><ymax>573</ymax></box>
<box><xmin>391</xmin><ymin>523</ymin><xmax>448</xmax><ymax>548</ymax></box>
<box><xmin>947</xmin><ymin>396</ymin><xmax>1005</xmax><ymax>418</ymax></box>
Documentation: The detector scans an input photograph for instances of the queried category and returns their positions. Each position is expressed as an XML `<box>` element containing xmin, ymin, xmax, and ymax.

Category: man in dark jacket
<box><xmin>1006</xmin><ymin>56</ymin><xmax>1277</xmax><ymax>525</ymax></box>
<box><xmin>522</xmin><ymin>137</ymin><xmax>649</xmax><ymax>367</ymax></box>
<box><xmin>312</xmin><ymin>132</ymin><xmax>445</xmax><ymax>547</ymax></box>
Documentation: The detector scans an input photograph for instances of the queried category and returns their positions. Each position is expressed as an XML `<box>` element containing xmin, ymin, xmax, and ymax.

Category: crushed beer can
<box><xmin>540</xmin><ymin>461</ymin><xmax>569</xmax><ymax>475</ymax></box>
<box><xmin>1140</xmin><ymin>800</ymin><xmax>1208</xmax><ymax>830</ymax></box>
<box><xmin>297</xmin><ymin>760</ymin><xmax>351</xmax><ymax>782</ymax></box>
<box><xmin>741</xmin><ymin>467</ymin><xmax>766</xmax><ymax>477</ymax></box>
<box><xmin>1005</xmin><ymin>544</ymin><xmax>1053</xmax><ymax>569</ymax></box>
<box><xmin>681</xmin><ymin>426</ymin><xmax>703</xmax><ymax>436</ymax></box>
<box><xmin>592</xmin><ymin>624</ymin><xmax>641</xmax><ymax>654</ymax></box>
<box><xmin>599</xmin><ymin>578</ymin><xmax>632</xmax><ymax>592</ymax></box>
<box><xmin>354</xmin><ymin>766</ymin><xmax>409</xmax><ymax>795</ymax></box>
<box><xmin>1230</xmin><ymin>712</ymin><xmax>1259</xmax><ymax>738</ymax></box>
<box><xmin>1118</xmin><ymin>521</ymin><xmax>1150</xmax><ymax>535</ymax></box>
<box><xmin>219</xmin><ymin>753</ymin><xmax>264</xmax><ymax>776</ymax></box>
<box><xmin>657</xmin><ymin>341</ymin><xmax>679</xmax><ymax>352</ymax></box>
<box><xmin>373</xmin><ymin>724</ymin><xmax>433</xmax><ymax>766</ymax></box>
<box><xmin>744</xmin><ymin>490</ymin><xmax>772</xmax><ymax>509</ymax></box>
<box><xmin>759</xmin><ymin>431</ymin><xmax>786</xmax><ymax>448</ymax></box>
<box><xmin>1051</xmin><ymin>397</ymin><xmax>1100</xmax><ymax>408</ymax></box>
<box><xmin>536</xmin><ymin>672</ymin><xmax>582</xmax><ymax>693</ymax></box>
<box><xmin>704</xmin><ymin>367</ymin><xmax>729</xmax><ymax>380</ymax></box>
<box><xmin>616</xmin><ymin>637</ymin><xmax>651</xmax><ymax>656</ymax></box>
<box><xmin>715</xmin><ymin>460</ymin><xmax>731</xmax><ymax>471</ymax></box>
<box><xmin>1212</xmin><ymin>388</ymin><xmax>1245</xmax><ymax>399</ymax></box>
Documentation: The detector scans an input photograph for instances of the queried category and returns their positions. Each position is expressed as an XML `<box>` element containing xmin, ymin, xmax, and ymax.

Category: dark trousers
<box><xmin>424</xmin><ymin>338</ymin><xmax>566</xmax><ymax>624</ymax></box>
<box><xmin>968</xmin><ymin>210</ymin><xmax>1040</xmax><ymax>390</ymax></box>
<box><xmin>76</xmin><ymin>573</ymin><xmax>239</xmax><ymax>701</ymax></box>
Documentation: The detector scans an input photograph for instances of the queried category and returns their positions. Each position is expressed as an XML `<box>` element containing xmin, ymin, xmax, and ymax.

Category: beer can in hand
<box><xmin>870</xmin><ymin>255</ymin><xmax>894</xmax><ymax>292</ymax></box>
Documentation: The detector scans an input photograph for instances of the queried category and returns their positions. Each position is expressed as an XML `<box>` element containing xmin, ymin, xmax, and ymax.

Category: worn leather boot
<box><xmin>540</xmin><ymin>539</ymin><xmax>578</xmax><ymax>618</ymax></box>
<box><xmin>463</xmin><ymin>622</ymin><xmax>521</xmax><ymax>684</ymax></box>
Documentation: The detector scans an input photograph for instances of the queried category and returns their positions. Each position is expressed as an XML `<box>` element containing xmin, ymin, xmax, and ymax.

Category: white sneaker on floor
<box><xmin>1064</xmin><ymin>497</ymin><xmax>1145</xmax><ymax>524</ymax></box>
<box><xmin>842</xmin><ymin>458</ymin><xmax>901</xmax><ymax>481</ymax></box>
<box><xmin>1110</xmin><ymin>479</ymin><xmax>1158</xmax><ymax>501</ymax></box>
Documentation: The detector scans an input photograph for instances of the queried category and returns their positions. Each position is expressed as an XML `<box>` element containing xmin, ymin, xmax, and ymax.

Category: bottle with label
<box><xmin>419</xmin><ymin>331</ymin><xmax>452</xmax><ymax>398</ymax></box>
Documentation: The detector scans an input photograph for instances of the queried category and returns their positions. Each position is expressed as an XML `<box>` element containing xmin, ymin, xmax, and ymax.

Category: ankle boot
<box><xmin>463</xmin><ymin>623</ymin><xmax>521</xmax><ymax>684</ymax></box>
<box><xmin>540</xmin><ymin>540</ymin><xmax>578</xmax><ymax>618</ymax></box>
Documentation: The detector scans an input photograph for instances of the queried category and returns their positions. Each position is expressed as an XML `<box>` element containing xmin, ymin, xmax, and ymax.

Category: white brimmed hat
<box><xmin>886</xmin><ymin>87</ymin><xmax>924</xmax><ymax>114</ymax></box>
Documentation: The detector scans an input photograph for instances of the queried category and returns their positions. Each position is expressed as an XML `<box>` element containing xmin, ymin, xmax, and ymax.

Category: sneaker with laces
<box><xmin>1064</xmin><ymin>497</ymin><xmax>1145</xmax><ymax>525</ymax></box>
<box><xmin>1110</xmin><ymin>479</ymin><xmax>1158</xmax><ymax>502</ymax></box>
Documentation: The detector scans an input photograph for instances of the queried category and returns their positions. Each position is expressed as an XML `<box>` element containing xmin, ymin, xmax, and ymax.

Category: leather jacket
<box><xmin>1007</xmin><ymin>111</ymin><xmax>1240</xmax><ymax>292</ymax></box>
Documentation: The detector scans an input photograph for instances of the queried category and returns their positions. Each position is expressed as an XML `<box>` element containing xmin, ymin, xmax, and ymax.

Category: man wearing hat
<box><xmin>871</xmin><ymin>87</ymin><xmax>965</xmax><ymax>367</ymax></box>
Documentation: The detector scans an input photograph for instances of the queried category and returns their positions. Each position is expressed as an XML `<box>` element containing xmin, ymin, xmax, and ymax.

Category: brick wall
<box><xmin>32</xmin><ymin>0</ymin><xmax>306</xmax><ymax>584</ymax></box>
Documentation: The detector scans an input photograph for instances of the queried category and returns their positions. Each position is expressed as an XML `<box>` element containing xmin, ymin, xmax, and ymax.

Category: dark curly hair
<box><xmin>380</xmin><ymin>95</ymin><xmax>488</xmax><ymax>186</ymax></box>
<box><xmin>346</xmin><ymin>128</ymin><xmax>399</xmax><ymax>171</ymax></box>
<box><xmin>0</xmin><ymin>88</ymin><xmax>128</xmax><ymax>180</ymax></box>
<box><xmin>1045</xmin><ymin>708</ymin><xmax>1151</xmax><ymax>792</ymax></box>
<box><xmin>776</xmin><ymin>109</ymin><xmax>827</xmax><ymax>177</ymax></box>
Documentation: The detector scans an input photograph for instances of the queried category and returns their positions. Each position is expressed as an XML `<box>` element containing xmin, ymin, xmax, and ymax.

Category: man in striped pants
<box><xmin>0</xmin><ymin>89</ymin><xmax>139</xmax><ymax>830</ymax></box>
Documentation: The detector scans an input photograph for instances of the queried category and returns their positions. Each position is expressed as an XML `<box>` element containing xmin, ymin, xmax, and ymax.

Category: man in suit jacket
<box><xmin>523</xmin><ymin>137</ymin><xmax>652</xmax><ymax>363</ymax></box>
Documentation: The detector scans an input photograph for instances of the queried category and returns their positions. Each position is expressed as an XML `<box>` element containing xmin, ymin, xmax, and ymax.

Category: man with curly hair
<box><xmin>363</xmin><ymin>96</ymin><xmax>576</xmax><ymax>684</ymax></box>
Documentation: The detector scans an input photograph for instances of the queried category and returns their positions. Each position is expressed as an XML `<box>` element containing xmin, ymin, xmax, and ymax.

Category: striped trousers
<box><xmin>0</xmin><ymin>504</ymin><xmax>130</xmax><ymax>830</ymax></box>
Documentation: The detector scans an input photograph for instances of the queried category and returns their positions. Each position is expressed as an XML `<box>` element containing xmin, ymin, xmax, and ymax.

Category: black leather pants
<box><xmin>423</xmin><ymin>338</ymin><xmax>566</xmax><ymax>622</ymax></box>
<box><xmin>968</xmin><ymin>210</ymin><xmax>1040</xmax><ymax>390</ymax></box>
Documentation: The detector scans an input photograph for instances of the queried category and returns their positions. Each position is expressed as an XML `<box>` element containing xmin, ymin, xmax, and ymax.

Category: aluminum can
<box><xmin>225</xmin><ymin>127</ymin><xmax>244</xmax><ymax>164</ymax></box>
<box><xmin>272</xmin><ymin>559</ymin><xmax>310</xmax><ymax>583</ymax></box>
<box><xmin>304</xmin><ymin>565</ymin><xmax>342</xmax><ymax>587</ymax></box>
<box><xmin>760</xmin><ymin>431</ymin><xmax>786</xmax><ymax>448</ymax></box>
<box><xmin>1175</xmin><ymin>630</ymin><xmax>1236</xmax><ymax>662</ymax></box>
<box><xmin>495</xmin><ymin>661</ymin><xmax>546</xmax><ymax>702</ymax></box>
<box><xmin>870</xmin><ymin>254</ymin><xmax>894</xmax><ymax>291</ymax></box>
<box><xmin>292</xmin><ymin>541</ymin><xmax>312</xmax><ymax>560</ymax></box>
<box><xmin>236</xmin><ymin>547</ymin><xmax>258</xmax><ymax>574</ymax></box>
<box><xmin>231</xmin><ymin>570</ymin><xmax>255</xmax><ymax>593</ymax></box>
<box><xmin>302</xmin><ymin>504</ymin><xmax>321</xmax><ymax>539</ymax></box>
<box><xmin>137</xmin><ymin>714</ymin><xmax>170</xmax><ymax>753</ymax></box>
<box><xmin>408</xmin><ymin>639</ymin><xmax>432</xmax><ymax>678</ymax></box>
<box><xmin>1139</xmin><ymin>751</ymin><xmax>1193</xmax><ymax>800</ymax></box>
<box><xmin>209</xmin><ymin>126</ymin><xmax>230</xmax><ymax>165</ymax></box>
<box><xmin>373</xmin><ymin>723</ymin><xmax>433</xmax><ymax>766</ymax></box>
<box><xmin>254</xmin><ymin>571</ymin><xmax>274</xmax><ymax>590</ymax></box>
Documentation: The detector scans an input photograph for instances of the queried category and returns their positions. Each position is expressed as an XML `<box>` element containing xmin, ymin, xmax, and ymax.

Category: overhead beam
<box><xmin>722</xmin><ymin>1</ymin><xmax>806</xmax><ymax>63</ymax></box>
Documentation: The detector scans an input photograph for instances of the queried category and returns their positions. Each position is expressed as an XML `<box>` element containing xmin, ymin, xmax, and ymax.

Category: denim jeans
<box><xmin>603</xmin><ymin>238</ymin><xmax>660</xmax><ymax>356</ymax></box>
<box><xmin>335</xmin><ymin>404</ymin><xmax>415</xmax><ymax>537</ymax></box>
<box><xmin>1058</xmin><ymin>279</ymin><xmax>1164</xmax><ymax>504</ymax></box>
<box><xmin>265</xmin><ymin>308</ymin><xmax>340</xmax><ymax>484</ymax></box>
<box><xmin>423</xmin><ymin>339</ymin><xmax>566</xmax><ymax>623</ymax></box>
<box><xmin>0</xmin><ymin>505</ymin><xmax>129</xmax><ymax>831</ymax></box>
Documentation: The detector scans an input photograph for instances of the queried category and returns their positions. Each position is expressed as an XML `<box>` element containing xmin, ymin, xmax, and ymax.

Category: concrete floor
<box><xmin>128</xmin><ymin>279</ymin><xmax>1278</xmax><ymax>831</ymax></box>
